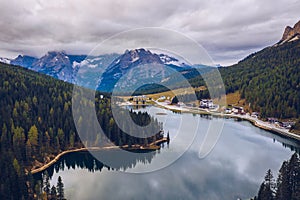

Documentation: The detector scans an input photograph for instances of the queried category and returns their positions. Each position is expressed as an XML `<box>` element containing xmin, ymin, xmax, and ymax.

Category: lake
<box><xmin>37</xmin><ymin>106</ymin><xmax>300</xmax><ymax>200</ymax></box>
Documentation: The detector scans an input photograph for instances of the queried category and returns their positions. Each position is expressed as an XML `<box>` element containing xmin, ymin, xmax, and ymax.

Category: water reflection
<box><xmin>34</xmin><ymin>149</ymin><xmax>159</xmax><ymax>180</ymax></box>
<box><xmin>35</xmin><ymin>106</ymin><xmax>300</xmax><ymax>200</ymax></box>
<box><xmin>232</xmin><ymin>120</ymin><xmax>300</xmax><ymax>153</ymax></box>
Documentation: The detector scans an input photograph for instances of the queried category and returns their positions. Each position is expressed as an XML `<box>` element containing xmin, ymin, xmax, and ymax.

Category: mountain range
<box><xmin>1</xmin><ymin>47</ymin><xmax>205</xmax><ymax>92</ymax></box>
<box><xmin>0</xmin><ymin>20</ymin><xmax>299</xmax><ymax>96</ymax></box>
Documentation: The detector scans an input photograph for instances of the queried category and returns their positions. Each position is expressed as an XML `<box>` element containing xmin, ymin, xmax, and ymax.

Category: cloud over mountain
<box><xmin>0</xmin><ymin>0</ymin><xmax>299</xmax><ymax>65</ymax></box>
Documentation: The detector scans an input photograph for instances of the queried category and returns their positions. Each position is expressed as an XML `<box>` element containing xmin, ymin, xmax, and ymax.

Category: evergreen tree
<box><xmin>256</xmin><ymin>153</ymin><xmax>300</xmax><ymax>200</ymax></box>
<box><xmin>43</xmin><ymin>171</ymin><xmax>51</xmax><ymax>196</ymax></box>
<box><xmin>276</xmin><ymin>161</ymin><xmax>291</xmax><ymax>200</ymax></box>
<box><xmin>56</xmin><ymin>176</ymin><xmax>65</xmax><ymax>200</ymax></box>
<box><xmin>257</xmin><ymin>169</ymin><xmax>275</xmax><ymax>200</ymax></box>
<box><xmin>50</xmin><ymin>185</ymin><xmax>57</xmax><ymax>200</ymax></box>
<box><xmin>28</xmin><ymin>125</ymin><xmax>38</xmax><ymax>146</ymax></box>
<box><xmin>289</xmin><ymin>153</ymin><xmax>300</xmax><ymax>200</ymax></box>
<box><xmin>171</xmin><ymin>96</ymin><xmax>179</xmax><ymax>104</ymax></box>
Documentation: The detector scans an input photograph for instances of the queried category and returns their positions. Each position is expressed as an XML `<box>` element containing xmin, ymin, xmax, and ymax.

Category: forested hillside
<box><xmin>253</xmin><ymin>153</ymin><xmax>300</xmax><ymax>200</ymax></box>
<box><xmin>136</xmin><ymin>40</ymin><xmax>300</xmax><ymax>122</ymax></box>
<box><xmin>0</xmin><ymin>62</ymin><xmax>162</xmax><ymax>199</ymax></box>
<box><xmin>219</xmin><ymin>40</ymin><xmax>300</xmax><ymax>119</ymax></box>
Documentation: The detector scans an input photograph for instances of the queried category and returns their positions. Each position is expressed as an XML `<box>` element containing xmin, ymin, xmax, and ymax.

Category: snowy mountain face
<box><xmin>1</xmin><ymin>51</ymin><xmax>120</xmax><ymax>85</ymax></box>
<box><xmin>4</xmin><ymin>51</ymin><xmax>87</xmax><ymax>83</ymax></box>
<box><xmin>0</xmin><ymin>48</ymin><xmax>210</xmax><ymax>92</ymax></box>
<box><xmin>0</xmin><ymin>57</ymin><xmax>11</xmax><ymax>64</ymax></box>
<box><xmin>158</xmin><ymin>54</ymin><xmax>187</xmax><ymax>67</ymax></box>
<box><xmin>10</xmin><ymin>55</ymin><xmax>38</xmax><ymax>68</ymax></box>
<box><xmin>73</xmin><ymin>53</ymin><xmax>120</xmax><ymax>89</ymax></box>
<box><xmin>97</xmin><ymin>48</ymin><xmax>200</xmax><ymax>92</ymax></box>
<box><xmin>30</xmin><ymin>51</ymin><xmax>85</xmax><ymax>82</ymax></box>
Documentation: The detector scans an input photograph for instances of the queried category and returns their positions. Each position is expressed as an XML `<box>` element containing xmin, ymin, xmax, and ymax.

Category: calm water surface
<box><xmin>40</xmin><ymin>106</ymin><xmax>300</xmax><ymax>200</ymax></box>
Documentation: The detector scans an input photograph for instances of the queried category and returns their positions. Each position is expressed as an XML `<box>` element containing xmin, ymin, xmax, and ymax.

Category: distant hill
<box><xmin>219</xmin><ymin>20</ymin><xmax>300</xmax><ymax>119</ymax></box>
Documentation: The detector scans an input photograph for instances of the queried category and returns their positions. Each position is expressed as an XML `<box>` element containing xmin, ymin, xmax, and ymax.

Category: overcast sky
<box><xmin>0</xmin><ymin>0</ymin><xmax>299</xmax><ymax>65</ymax></box>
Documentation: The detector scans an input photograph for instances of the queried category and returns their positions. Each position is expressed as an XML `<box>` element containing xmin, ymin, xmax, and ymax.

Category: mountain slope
<box><xmin>219</xmin><ymin>39</ymin><xmax>300</xmax><ymax>119</ymax></box>
<box><xmin>0</xmin><ymin>49</ymin><xmax>211</xmax><ymax>93</ymax></box>
<box><xmin>31</xmin><ymin>51</ymin><xmax>86</xmax><ymax>82</ymax></box>
<box><xmin>10</xmin><ymin>55</ymin><xmax>38</xmax><ymax>68</ymax></box>
<box><xmin>98</xmin><ymin>49</ymin><xmax>191</xmax><ymax>91</ymax></box>
<box><xmin>0</xmin><ymin>61</ymin><xmax>163</xmax><ymax>198</ymax></box>
<box><xmin>97</xmin><ymin>48</ymin><xmax>209</xmax><ymax>92</ymax></box>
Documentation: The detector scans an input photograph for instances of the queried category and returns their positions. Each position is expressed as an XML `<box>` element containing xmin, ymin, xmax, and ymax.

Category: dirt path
<box><xmin>30</xmin><ymin>138</ymin><xmax>168</xmax><ymax>174</ymax></box>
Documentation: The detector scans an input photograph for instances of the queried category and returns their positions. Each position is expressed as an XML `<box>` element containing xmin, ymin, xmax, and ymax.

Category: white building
<box><xmin>200</xmin><ymin>99</ymin><xmax>214</xmax><ymax>109</ymax></box>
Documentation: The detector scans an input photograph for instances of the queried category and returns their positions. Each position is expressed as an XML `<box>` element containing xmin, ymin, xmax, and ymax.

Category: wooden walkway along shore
<box><xmin>30</xmin><ymin>137</ymin><xmax>169</xmax><ymax>174</ymax></box>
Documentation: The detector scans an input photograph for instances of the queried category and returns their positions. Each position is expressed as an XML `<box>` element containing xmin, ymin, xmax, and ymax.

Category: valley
<box><xmin>0</xmin><ymin>14</ymin><xmax>300</xmax><ymax>200</ymax></box>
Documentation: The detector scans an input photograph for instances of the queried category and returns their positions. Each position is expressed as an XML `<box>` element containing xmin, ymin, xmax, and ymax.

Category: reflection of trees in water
<box><xmin>132</xmin><ymin>105</ymin><xmax>147</xmax><ymax>110</ymax></box>
<box><xmin>199</xmin><ymin>113</ymin><xmax>300</xmax><ymax>153</ymax></box>
<box><xmin>34</xmin><ymin>149</ymin><xmax>158</xmax><ymax>180</ymax></box>
<box><xmin>280</xmin><ymin>141</ymin><xmax>300</xmax><ymax>154</ymax></box>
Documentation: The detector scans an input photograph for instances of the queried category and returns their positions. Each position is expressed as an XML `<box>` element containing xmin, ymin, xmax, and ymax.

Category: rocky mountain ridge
<box><xmin>277</xmin><ymin>20</ymin><xmax>300</xmax><ymax>45</ymax></box>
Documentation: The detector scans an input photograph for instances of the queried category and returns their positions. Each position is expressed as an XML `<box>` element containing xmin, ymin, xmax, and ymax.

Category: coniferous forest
<box><xmin>167</xmin><ymin>40</ymin><xmax>300</xmax><ymax>130</ymax></box>
<box><xmin>135</xmin><ymin>40</ymin><xmax>300</xmax><ymax>129</ymax></box>
<box><xmin>253</xmin><ymin>153</ymin><xmax>300</xmax><ymax>200</ymax></box>
<box><xmin>0</xmin><ymin>62</ymin><xmax>163</xmax><ymax>199</ymax></box>
<box><xmin>0</xmin><ymin>33</ymin><xmax>299</xmax><ymax>200</ymax></box>
<box><xmin>219</xmin><ymin>40</ymin><xmax>300</xmax><ymax>120</ymax></box>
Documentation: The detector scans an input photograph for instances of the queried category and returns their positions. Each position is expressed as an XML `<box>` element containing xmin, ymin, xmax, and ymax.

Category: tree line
<box><xmin>33</xmin><ymin>173</ymin><xmax>66</xmax><ymax>200</ymax></box>
<box><xmin>219</xmin><ymin>40</ymin><xmax>300</xmax><ymax>119</ymax></box>
<box><xmin>253</xmin><ymin>153</ymin><xmax>300</xmax><ymax>200</ymax></box>
<box><xmin>141</xmin><ymin>40</ymin><xmax>300</xmax><ymax>125</ymax></box>
<box><xmin>0</xmin><ymin>62</ymin><xmax>163</xmax><ymax>199</ymax></box>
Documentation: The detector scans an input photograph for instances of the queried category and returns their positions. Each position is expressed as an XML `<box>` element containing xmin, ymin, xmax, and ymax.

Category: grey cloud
<box><xmin>0</xmin><ymin>0</ymin><xmax>299</xmax><ymax>65</ymax></box>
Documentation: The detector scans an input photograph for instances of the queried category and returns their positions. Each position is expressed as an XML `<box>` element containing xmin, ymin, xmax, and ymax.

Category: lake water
<box><xmin>39</xmin><ymin>106</ymin><xmax>300</xmax><ymax>200</ymax></box>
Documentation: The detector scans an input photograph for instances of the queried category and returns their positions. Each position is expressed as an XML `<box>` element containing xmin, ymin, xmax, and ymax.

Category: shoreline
<box><xmin>30</xmin><ymin>137</ymin><xmax>168</xmax><ymax>174</ymax></box>
<box><xmin>154</xmin><ymin>101</ymin><xmax>300</xmax><ymax>142</ymax></box>
<box><xmin>30</xmin><ymin>102</ymin><xmax>300</xmax><ymax>175</ymax></box>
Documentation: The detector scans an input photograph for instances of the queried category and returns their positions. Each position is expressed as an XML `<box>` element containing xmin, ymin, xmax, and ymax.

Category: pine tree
<box><xmin>56</xmin><ymin>176</ymin><xmax>65</xmax><ymax>200</ymax></box>
<box><xmin>171</xmin><ymin>96</ymin><xmax>179</xmax><ymax>104</ymax></box>
<box><xmin>257</xmin><ymin>169</ymin><xmax>275</xmax><ymax>200</ymax></box>
<box><xmin>28</xmin><ymin>125</ymin><xmax>38</xmax><ymax>146</ymax></box>
<box><xmin>289</xmin><ymin>153</ymin><xmax>300</xmax><ymax>200</ymax></box>
<box><xmin>0</xmin><ymin>123</ymin><xmax>8</xmax><ymax>150</ymax></box>
<box><xmin>43</xmin><ymin>171</ymin><xmax>51</xmax><ymax>196</ymax></box>
<box><xmin>12</xmin><ymin>158</ymin><xmax>21</xmax><ymax>176</ymax></box>
<box><xmin>276</xmin><ymin>161</ymin><xmax>291</xmax><ymax>200</ymax></box>
<box><xmin>50</xmin><ymin>185</ymin><xmax>57</xmax><ymax>200</ymax></box>
<box><xmin>35</xmin><ymin>180</ymin><xmax>42</xmax><ymax>200</ymax></box>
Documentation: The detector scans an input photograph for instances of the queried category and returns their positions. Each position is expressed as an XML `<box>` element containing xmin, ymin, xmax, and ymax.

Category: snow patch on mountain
<box><xmin>0</xmin><ymin>57</ymin><xmax>11</xmax><ymax>64</ymax></box>
<box><xmin>131</xmin><ymin>56</ymin><xmax>139</xmax><ymax>63</ymax></box>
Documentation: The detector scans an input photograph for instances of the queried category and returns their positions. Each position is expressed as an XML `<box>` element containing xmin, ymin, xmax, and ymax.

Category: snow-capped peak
<box><xmin>130</xmin><ymin>49</ymin><xmax>140</xmax><ymax>63</ymax></box>
<box><xmin>158</xmin><ymin>54</ymin><xmax>186</xmax><ymax>67</ymax></box>
<box><xmin>0</xmin><ymin>57</ymin><xmax>11</xmax><ymax>64</ymax></box>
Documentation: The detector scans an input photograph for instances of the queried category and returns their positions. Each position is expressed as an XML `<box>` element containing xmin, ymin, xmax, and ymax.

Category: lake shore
<box><xmin>30</xmin><ymin>137</ymin><xmax>168</xmax><ymax>174</ymax></box>
<box><xmin>154</xmin><ymin>101</ymin><xmax>300</xmax><ymax>142</ymax></box>
<box><xmin>30</xmin><ymin>102</ymin><xmax>300</xmax><ymax>175</ymax></box>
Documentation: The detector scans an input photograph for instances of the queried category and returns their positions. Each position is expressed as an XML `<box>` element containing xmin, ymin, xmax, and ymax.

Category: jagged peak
<box><xmin>45</xmin><ymin>50</ymin><xmax>67</xmax><ymax>57</ymax></box>
<box><xmin>278</xmin><ymin>20</ymin><xmax>300</xmax><ymax>45</ymax></box>
<box><xmin>293</xmin><ymin>20</ymin><xmax>300</xmax><ymax>30</ymax></box>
